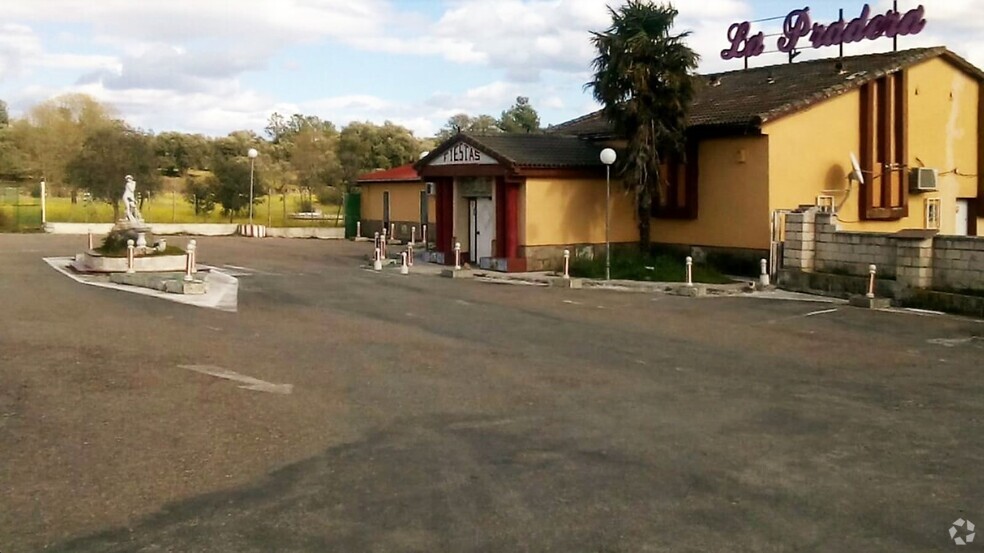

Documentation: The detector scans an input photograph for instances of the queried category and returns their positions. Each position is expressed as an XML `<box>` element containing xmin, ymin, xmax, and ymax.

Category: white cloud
<box><xmin>3</xmin><ymin>0</ymin><xmax>984</xmax><ymax>139</ymax></box>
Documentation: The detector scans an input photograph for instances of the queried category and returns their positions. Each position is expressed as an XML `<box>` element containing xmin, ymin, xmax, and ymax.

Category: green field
<box><xmin>0</xmin><ymin>192</ymin><xmax>342</xmax><ymax>232</ymax></box>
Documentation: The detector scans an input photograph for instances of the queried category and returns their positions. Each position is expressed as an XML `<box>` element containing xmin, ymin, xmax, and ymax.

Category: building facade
<box><xmin>417</xmin><ymin>47</ymin><xmax>984</xmax><ymax>273</ymax></box>
<box><xmin>357</xmin><ymin>164</ymin><xmax>436</xmax><ymax>242</ymax></box>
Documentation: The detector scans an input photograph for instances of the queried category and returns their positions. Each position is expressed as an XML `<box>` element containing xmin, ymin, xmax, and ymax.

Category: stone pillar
<box><xmin>895</xmin><ymin>236</ymin><xmax>935</xmax><ymax>290</ymax></box>
<box><xmin>783</xmin><ymin>208</ymin><xmax>817</xmax><ymax>272</ymax></box>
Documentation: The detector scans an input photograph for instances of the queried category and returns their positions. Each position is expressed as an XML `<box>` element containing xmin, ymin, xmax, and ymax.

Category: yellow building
<box><xmin>357</xmin><ymin>164</ymin><xmax>435</xmax><ymax>242</ymax></box>
<box><xmin>416</xmin><ymin>47</ymin><xmax>984</xmax><ymax>272</ymax></box>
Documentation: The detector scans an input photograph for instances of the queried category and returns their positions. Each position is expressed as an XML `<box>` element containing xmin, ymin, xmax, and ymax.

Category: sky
<box><xmin>1</xmin><ymin>0</ymin><xmax>982</xmax><ymax>139</ymax></box>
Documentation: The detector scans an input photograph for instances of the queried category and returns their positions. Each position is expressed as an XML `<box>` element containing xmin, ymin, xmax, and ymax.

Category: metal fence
<box><xmin>0</xmin><ymin>186</ymin><xmax>42</xmax><ymax>232</ymax></box>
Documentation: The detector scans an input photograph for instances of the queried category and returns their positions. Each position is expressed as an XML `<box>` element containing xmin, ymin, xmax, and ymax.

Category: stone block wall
<box><xmin>783</xmin><ymin>207</ymin><xmax>984</xmax><ymax>295</ymax></box>
<box><xmin>812</xmin><ymin>214</ymin><xmax>897</xmax><ymax>278</ymax></box>
<box><xmin>933</xmin><ymin>237</ymin><xmax>984</xmax><ymax>292</ymax></box>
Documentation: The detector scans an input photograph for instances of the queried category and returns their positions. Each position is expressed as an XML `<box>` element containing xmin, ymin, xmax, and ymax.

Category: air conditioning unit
<box><xmin>425</xmin><ymin>182</ymin><xmax>437</xmax><ymax>195</ymax></box>
<box><xmin>909</xmin><ymin>168</ymin><xmax>938</xmax><ymax>192</ymax></box>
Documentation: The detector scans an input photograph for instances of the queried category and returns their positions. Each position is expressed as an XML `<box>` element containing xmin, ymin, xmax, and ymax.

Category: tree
<box><xmin>589</xmin><ymin>1</ymin><xmax>699</xmax><ymax>251</ymax></box>
<box><xmin>208</xmin><ymin>155</ymin><xmax>266</xmax><ymax>222</ymax></box>
<box><xmin>265</xmin><ymin>112</ymin><xmax>336</xmax><ymax>145</ymax></box>
<box><xmin>155</xmin><ymin>132</ymin><xmax>210</xmax><ymax>176</ymax></box>
<box><xmin>11</xmin><ymin>94</ymin><xmax>116</xmax><ymax>196</ymax></box>
<box><xmin>65</xmin><ymin>122</ymin><xmax>161</xmax><ymax>221</ymax></box>
<box><xmin>292</xmin><ymin>126</ymin><xmax>342</xmax><ymax>191</ymax></box>
<box><xmin>184</xmin><ymin>175</ymin><xmax>216</xmax><ymax>216</ymax></box>
<box><xmin>0</xmin><ymin>100</ymin><xmax>8</xmax><ymax>128</ymax></box>
<box><xmin>499</xmin><ymin>96</ymin><xmax>541</xmax><ymax>133</ymax></box>
<box><xmin>437</xmin><ymin>113</ymin><xmax>503</xmax><ymax>140</ymax></box>
<box><xmin>338</xmin><ymin>121</ymin><xmax>421</xmax><ymax>187</ymax></box>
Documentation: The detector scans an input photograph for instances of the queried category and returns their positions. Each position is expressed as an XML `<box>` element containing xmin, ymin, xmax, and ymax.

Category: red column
<box><xmin>495</xmin><ymin>177</ymin><xmax>507</xmax><ymax>258</ymax></box>
<box><xmin>505</xmin><ymin>179</ymin><xmax>521</xmax><ymax>260</ymax></box>
<box><xmin>435</xmin><ymin>177</ymin><xmax>454</xmax><ymax>259</ymax></box>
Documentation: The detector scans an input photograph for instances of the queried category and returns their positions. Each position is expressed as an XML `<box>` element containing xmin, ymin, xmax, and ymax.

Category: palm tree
<box><xmin>588</xmin><ymin>1</ymin><xmax>699</xmax><ymax>251</ymax></box>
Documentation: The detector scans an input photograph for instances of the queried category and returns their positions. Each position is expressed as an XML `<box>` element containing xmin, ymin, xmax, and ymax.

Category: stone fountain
<box><xmin>70</xmin><ymin>175</ymin><xmax>204</xmax><ymax>294</ymax></box>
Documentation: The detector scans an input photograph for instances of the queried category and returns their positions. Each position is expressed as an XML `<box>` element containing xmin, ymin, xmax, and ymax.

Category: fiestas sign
<box><xmin>722</xmin><ymin>4</ymin><xmax>927</xmax><ymax>61</ymax></box>
<box><xmin>430</xmin><ymin>142</ymin><xmax>498</xmax><ymax>166</ymax></box>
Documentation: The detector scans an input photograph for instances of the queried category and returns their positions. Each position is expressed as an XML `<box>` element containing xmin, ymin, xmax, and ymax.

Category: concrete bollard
<box><xmin>411</xmin><ymin>226</ymin><xmax>417</xmax><ymax>245</ymax></box>
<box><xmin>760</xmin><ymin>258</ymin><xmax>770</xmax><ymax>287</ymax></box>
<box><xmin>373</xmin><ymin>248</ymin><xmax>382</xmax><ymax>271</ymax></box>
<box><xmin>454</xmin><ymin>242</ymin><xmax>462</xmax><ymax>270</ymax></box>
<box><xmin>407</xmin><ymin>243</ymin><xmax>414</xmax><ymax>267</ymax></box>
<box><xmin>867</xmin><ymin>264</ymin><xmax>877</xmax><ymax>299</ymax></box>
<box><xmin>390</xmin><ymin>223</ymin><xmax>396</xmax><ymax>242</ymax></box>
<box><xmin>184</xmin><ymin>247</ymin><xmax>194</xmax><ymax>281</ymax></box>
<box><xmin>422</xmin><ymin>224</ymin><xmax>428</xmax><ymax>249</ymax></box>
<box><xmin>400</xmin><ymin>251</ymin><xmax>409</xmax><ymax>275</ymax></box>
<box><xmin>87</xmin><ymin>231</ymin><xmax>93</xmax><ymax>250</ymax></box>
<box><xmin>126</xmin><ymin>239</ymin><xmax>135</xmax><ymax>274</ymax></box>
<box><xmin>381</xmin><ymin>228</ymin><xmax>388</xmax><ymax>258</ymax></box>
<box><xmin>685</xmin><ymin>256</ymin><xmax>693</xmax><ymax>287</ymax></box>
<box><xmin>184</xmin><ymin>240</ymin><xmax>197</xmax><ymax>280</ymax></box>
<box><xmin>188</xmin><ymin>239</ymin><xmax>197</xmax><ymax>274</ymax></box>
<box><xmin>563</xmin><ymin>249</ymin><xmax>571</xmax><ymax>279</ymax></box>
<box><xmin>356</xmin><ymin>221</ymin><xmax>362</xmax><ymax>238</ymax></box>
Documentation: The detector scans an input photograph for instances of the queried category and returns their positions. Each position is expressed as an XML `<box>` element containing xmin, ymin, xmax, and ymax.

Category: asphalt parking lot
<box><xmin>1</xmin><ymin>234</ymin><xmax>982</xmax><ymax>552</ymax></box>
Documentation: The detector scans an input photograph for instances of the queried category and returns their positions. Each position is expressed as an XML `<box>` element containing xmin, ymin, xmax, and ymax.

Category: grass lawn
<box><xmin>1</xmin><ymin>192</ymin><xmax>341</xmax><ymax>230</ymax></box>
<box><xmin>571</xmin><ymin>250</ymin><xmax>734</xmax><ymax>284</ymax></box>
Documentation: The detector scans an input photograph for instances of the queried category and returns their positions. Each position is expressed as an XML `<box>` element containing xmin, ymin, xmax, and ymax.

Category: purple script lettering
<box><xmin>778</xmin><ymin>8</ymin><xmax>812</xmax><ymax>53</ymax></box>
<box><xmin>722</xmin><ymin>22</ymin><xmax>765</xmax><ymax>60</ymax></box>
<box><xmin>722</xmin><ymin>4</ymin><xmax>927</xmax><ymax>61</ymax></box>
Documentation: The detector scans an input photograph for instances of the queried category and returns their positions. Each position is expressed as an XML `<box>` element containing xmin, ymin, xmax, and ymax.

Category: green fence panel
<box><xmin>344</xmin><ymin>191</ymin><xmax>361</xmax><ymax>239</ymax></box>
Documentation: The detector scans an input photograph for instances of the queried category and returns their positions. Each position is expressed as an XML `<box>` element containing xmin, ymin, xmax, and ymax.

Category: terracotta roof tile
<box><xmin>357</xmin><ymin>164</ymin><xmax>421</xmax><ymax>183</ymax></box>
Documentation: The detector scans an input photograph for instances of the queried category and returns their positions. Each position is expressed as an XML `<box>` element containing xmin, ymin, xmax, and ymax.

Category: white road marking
<box><xmin>563</xmin><ymin>300</ymin><xmax>583</xmax><ymax>305</ymax></box>
<box><xmin>178</xmin><ymin>364</ymin><xmax>293</xmax><ymax>394</ymax></box>
<box><xmin>803</xmin><ymin>308</ymin><xmax>840</xmax><ymax>317</ymax></box>
<box><xmin>927</xmin><ymin>337</ymin><xmax>982</xmax><ymax>348</ymax></box>
<box><xmin>44</xmin><ymin>257</ymin><xmax>238</xmax><ymax>312</ymax></box>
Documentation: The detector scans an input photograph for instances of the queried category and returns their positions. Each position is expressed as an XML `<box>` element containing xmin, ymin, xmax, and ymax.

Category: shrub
<box><xmin>570</xmin><ymin>249</ymin><xmax>733</xmax><ymax>284</ymax></box>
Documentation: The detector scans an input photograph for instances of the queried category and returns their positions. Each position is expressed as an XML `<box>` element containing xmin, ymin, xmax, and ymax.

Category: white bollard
<box><xmin>407</xmin><ymin>243</ymin><xmax>414</xmax><ymax>267</ymax></box>
<box><xmin>867</xmin><ymin>264</ymin><xmax>877</xmax><ymax>299</ymax></box>
<box><xmin>422</xmin><ymin>224</ymin><xmax>428</xmax><ymax>248</ymax></box>
<box><xmin>87</xmin><ymin>232</ymin><xmax>93</xmax><ymax>250</ymax></box>
<box><xmin>381</xmin><ymin>228</ymin><xmax>388</xmax><ymax>258</ymax></box>
<box><xmin>185</xmin><ymin>240</ymin><xmax>197</xmax><ymax>279</ymax></box>
<box><xmin>126</xmin><ymin>239</ymin><xmax>135</xmax><ymax>274</ymax></box>
<box><xmin>760</xmin><ymin>258</ymin><xmax>771</xmax><ymax>287</ymax></box>
<box><xmin>390</xmin><ymin>223</ymin><xmax>396</xmax><ymax>242</ymax></box>
<box><xmin>411</xmin><ymin>226</ymin><xmax>417</xmax><ymax>245</ymax></box>
<box><xmin>563</xmin><ymin>249</ymin><xmax>571</xmax><ymax>279</ymax></box>
<box><xmin>188</xmin><ymin>239</ymin><xmax>197</xmax><ymax>274</ymax></box>
<box><xmin>373</xmin><ymin>248</ymin><xmax>382</xmax><ymax>271</ymax></box>
<box><xmin>400</xmin><ymin>251</ymin><xmax>409</xmax><ymax>275</ymax></box>
<box><xmin>454</xmin><ymin>242</ymin><xmax>462</xmax><ymax>270</ymax></box>
<box><xmin>374</xmin><ymin>231</ymin><xmax>380</xmax><ymax>251</ymax></box>
<box><xmin>184</xmin><ymin>248</ymin><xmax>194</xmax><ymax>281</ymax></box>
<box><xmin>356</xmin><ymin>221</ymin><xmax>362</xmax><ymax>238</ymax></box>
<box><xmin>685</xmin><ymin>256</ymin><xmax>694</xmax><ymax>287</ymax></box>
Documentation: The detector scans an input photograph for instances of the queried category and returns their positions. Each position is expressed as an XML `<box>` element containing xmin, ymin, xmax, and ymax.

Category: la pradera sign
<box><xmin>722</xmin><ymin>4</ymin><xmax>927</xmax><ymax>61</ymax></box>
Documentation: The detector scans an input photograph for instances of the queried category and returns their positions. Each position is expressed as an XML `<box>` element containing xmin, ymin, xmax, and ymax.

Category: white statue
<box><xmin>122</xmin><ymin>175</ymin><xmax>142</xmax><ymax>223</ymax></box>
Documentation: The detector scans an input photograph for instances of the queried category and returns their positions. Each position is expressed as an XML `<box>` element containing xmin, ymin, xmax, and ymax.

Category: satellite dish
<box><xmin>849</xmin><ymin>153</ymin><xmax>864</xmax><ymax>185</ymax></box>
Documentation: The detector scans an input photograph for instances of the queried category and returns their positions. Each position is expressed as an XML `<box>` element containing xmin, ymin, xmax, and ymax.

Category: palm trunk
<box><xmin>637</xmin><ymin>185</ymin><xmax>652</xmax><ymax>253</ymax></box>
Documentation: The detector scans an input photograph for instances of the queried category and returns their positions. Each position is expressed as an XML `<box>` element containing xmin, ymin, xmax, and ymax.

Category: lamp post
<box><xmin>600</xmin><ymin>148</ymin><xmax>617</xmax><ymax>281</ymax></box>
<box><xmin>247</xmin><ymin>148</ymin><xmax>258</xmax><ymax>225</ymax></box>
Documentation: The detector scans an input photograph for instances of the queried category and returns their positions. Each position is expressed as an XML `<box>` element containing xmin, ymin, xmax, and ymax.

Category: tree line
<box><xmin>0</xmin><ymin>94</ymin><xmax>541</xmax><ymax>222</ymax></box>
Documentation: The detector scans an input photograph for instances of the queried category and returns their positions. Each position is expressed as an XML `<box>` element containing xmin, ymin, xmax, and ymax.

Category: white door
<box><xmin>469</xmin><ymin>198</ymin><xmax>493</xmax><ymax>263</ymax></box>
<box><xmin>955</xmin><ymin>200</ymin><xmax>970</xmax><ymax>236</ymax></box>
